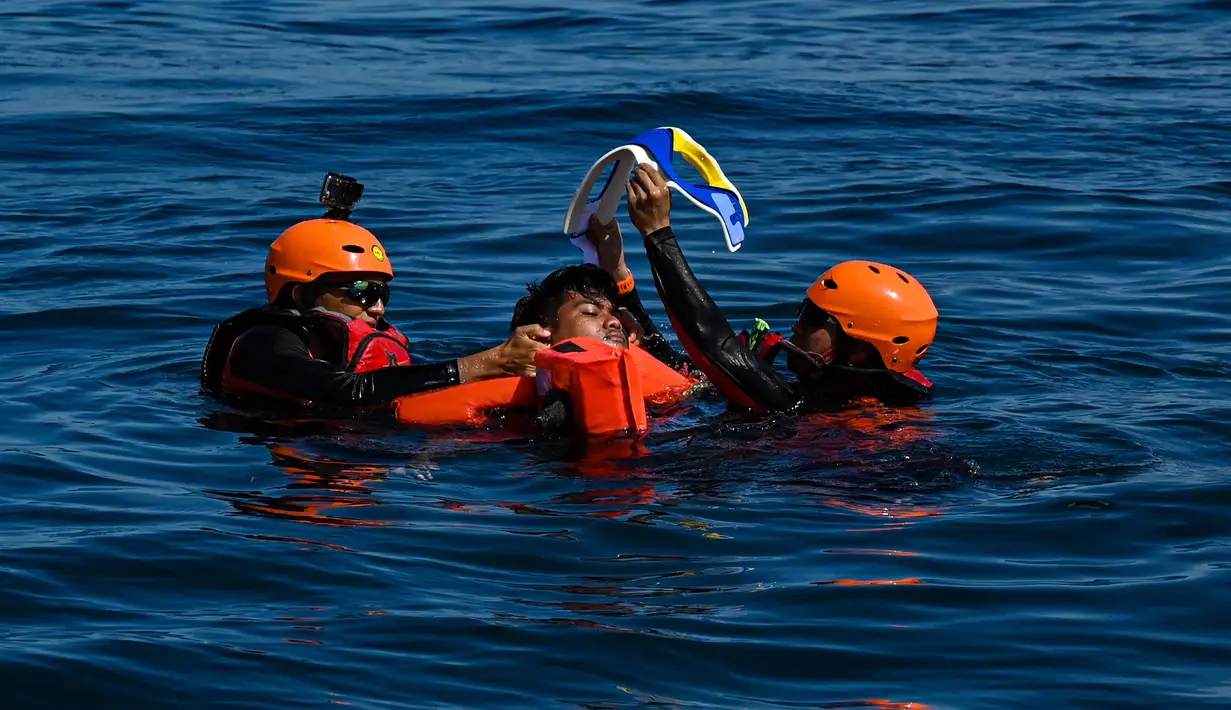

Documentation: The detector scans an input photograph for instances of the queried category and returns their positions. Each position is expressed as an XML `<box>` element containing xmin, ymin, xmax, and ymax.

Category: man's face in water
<box><xmin>551</xmin><ymin>291</ymin><xmax>629</xmax><ymax>349</ymax></box>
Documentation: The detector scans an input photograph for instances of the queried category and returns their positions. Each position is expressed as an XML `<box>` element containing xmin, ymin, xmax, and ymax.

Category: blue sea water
<box><xmin>2</xmin><ymin>0</ymin><xmax>1230</xmax><ymax>707</ymax></box>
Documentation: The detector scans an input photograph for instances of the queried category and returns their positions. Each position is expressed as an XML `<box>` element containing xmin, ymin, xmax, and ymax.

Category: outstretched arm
<box><xmin>228</xmin><ymin>326</ymin><xmax>459</xmax><ymax>406</ymax></box>
<box><xmin>626</xmin><ymin>165</ymin><xmax>797</xmax><ymax>413</ymax></box>
<box><xmin>227</xmin><ymin>324</ymin><xmax>549</xmax><ymax>407</ymax></box>
<box><xmin>583</xmin><ymin>213</ymin><xmax>690</xmax><ymax>371</ymax></box>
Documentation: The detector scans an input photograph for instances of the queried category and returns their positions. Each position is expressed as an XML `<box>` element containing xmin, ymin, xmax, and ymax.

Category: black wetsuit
<box><xmin>638</xmin><ymin>227</ymin><xmax>931</xmax><ymax>413</ymax></box>
<box><xmin>201</xmin><ymin>306</ymin><xmax>459</xmax><ymax>408</ymax></box>
<box><xmin>227</xmin><ymin>325</ymin><xmax>456</xmax><ymax>406</ymax></box>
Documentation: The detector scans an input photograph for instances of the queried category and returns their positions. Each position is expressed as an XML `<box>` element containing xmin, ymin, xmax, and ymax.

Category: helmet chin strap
<box><xmin>779</xmin><ymin>335</ymin><xmax>892</xmax><ymax>378</ymax></box>
<box><xmin>779</xmin><ymin>338</ymin><xmax>831</xmax><ymax>372</ymax></box>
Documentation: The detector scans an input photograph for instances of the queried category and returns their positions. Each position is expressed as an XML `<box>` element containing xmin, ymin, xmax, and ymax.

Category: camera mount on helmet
<box><xmin>319</xmin><ymin>172</ymin><xmax>364</xmax><ymax>220</ymax></box>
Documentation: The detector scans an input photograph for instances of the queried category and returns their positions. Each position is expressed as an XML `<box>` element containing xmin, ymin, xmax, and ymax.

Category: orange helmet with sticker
<box><xmin>805</xmin><ymin>260</ymin><xmax>937</xmax><ymax>373</ymax></box>
<box><xmin>264</xmin><ymin>219</ymin><xmax>394</xmax><ymax>302</ymax></box>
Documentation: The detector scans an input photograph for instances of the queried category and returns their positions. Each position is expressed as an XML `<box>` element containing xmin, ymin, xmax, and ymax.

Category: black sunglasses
<box><xmin>326</xmin><ymin>280</ymin><xmax>390</xmax><ymax>307</ymax></box>
<box><xmin>796</xmin><ymin>298</ymin><xmax>835</xmax><ymax>329</ymax></box>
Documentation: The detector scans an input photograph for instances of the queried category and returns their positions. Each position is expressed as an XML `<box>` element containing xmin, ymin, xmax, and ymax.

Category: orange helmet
<box><xmin>805</xmin><ymin>260</ymin><xmax>938</xmax><ymax>373</ymax></box>
<box><xmin>264</xmin><ymin>219</ymin><xmax>394</xmax><ymax>302</ymax></box>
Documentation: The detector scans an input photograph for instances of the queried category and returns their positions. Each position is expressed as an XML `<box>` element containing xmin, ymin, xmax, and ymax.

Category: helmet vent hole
<box><xmin>268</xmin><ymin>265</ymin><xmax>277</xmax><ymax>274</ymax></box>
<box><xmin>892</xmin><ymin>336</ymin><xmax>910</xmax><ymax>345</ymax></box>
<box><xmin>867</xmin><ymin>265</ymin><xmax>881</xmax><ymax>274</ymax></box>
<box><xmin>823</xmin><ymin>278</ymin><xmax>838</xmax><ymax>289</ymax></box>
<box><xmin>916</xmin><ymin>344</ymin><xmax>929</xmax><ymax>355</ymax></box>
<box><xmin>342</xmin><ymin>244</ymin><xmax>365</xmax><ymax>253</ymax></box>
<box><xmin>897</xmin><ymin>272</ymin><xmax>910</xmax><ymax>283</ymax></box>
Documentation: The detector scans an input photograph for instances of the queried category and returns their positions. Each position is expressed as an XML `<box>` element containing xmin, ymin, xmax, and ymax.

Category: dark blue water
<box><xmin>3</xmin><ymin>1</ymin><xmax>1230</xmax><ymax>707</ymax></box>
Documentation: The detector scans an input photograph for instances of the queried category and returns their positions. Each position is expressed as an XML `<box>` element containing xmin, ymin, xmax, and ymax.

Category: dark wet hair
<box><xmin>509</xmin><ymin>264</ymin><xmax>620</xmax><ymax>331</ymax></box>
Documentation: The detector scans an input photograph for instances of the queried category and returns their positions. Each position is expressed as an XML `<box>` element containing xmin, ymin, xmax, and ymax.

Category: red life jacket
<box><xmin>321</xmin><ymin>310</ymin><xmax>412</xmax><ymax>373</ymax></box>
<box><xmin>201</xmin><ymin>305</ymin><xmax>412</xmax><ymax>402</ymax></box>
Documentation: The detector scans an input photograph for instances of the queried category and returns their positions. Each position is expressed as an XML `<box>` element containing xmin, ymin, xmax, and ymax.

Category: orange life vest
<box><xmin>394</xmin><ymin>337</ymin><xmax>694</xmax><ymax>435</ymax></box>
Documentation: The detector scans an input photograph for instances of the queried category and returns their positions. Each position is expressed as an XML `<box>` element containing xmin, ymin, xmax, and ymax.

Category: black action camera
<box><xmin>320</xmin><ymin>172</ymin><xmax>364</xmax><ymax>220</ymax></box>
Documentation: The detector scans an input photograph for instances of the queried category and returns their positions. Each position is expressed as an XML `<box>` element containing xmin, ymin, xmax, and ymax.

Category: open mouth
<box><xmin>603</xmin><ymin>331</ymin><xmax>629</xmax><ymax>348</ymax></box>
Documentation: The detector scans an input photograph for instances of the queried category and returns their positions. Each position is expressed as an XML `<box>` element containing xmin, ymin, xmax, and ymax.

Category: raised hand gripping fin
<box><xmin>563</xmin><ymin>127</ymin><xmax>749</xmax><ymax>260</ymax></box>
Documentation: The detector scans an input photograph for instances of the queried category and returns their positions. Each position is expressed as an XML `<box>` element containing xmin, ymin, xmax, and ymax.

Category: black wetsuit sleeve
<box><xmin>228</xmin><ymin>326</ymin><xmax>460</xmax><ymax>407</ymax></box>
<box><xmin>614</xmin><ymin>285</ymin><xmax>691</xmax><ymax>371</ymax></box>
<box><xmin>640</xmin><ymin>227</ymin><xmax>798</xmax><ymax>412</ymax></box>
